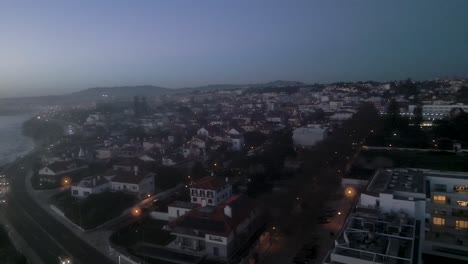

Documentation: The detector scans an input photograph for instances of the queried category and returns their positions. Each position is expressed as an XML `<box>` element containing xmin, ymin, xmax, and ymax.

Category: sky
<box><xmin>1</xmin><ymin>0</ymin><xmax>468</xmax><ymax>97</ymax></box>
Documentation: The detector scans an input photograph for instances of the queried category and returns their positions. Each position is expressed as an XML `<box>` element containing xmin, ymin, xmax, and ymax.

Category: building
<box><xmin>109</xmin><ymin>167</ymin><xmax>155</xmax><ymax>198</ymax></box>
<box><xmin>71</xmin><ymin>175</ymin><xmax>110</xmax><ymax>198</ymax></box>
<box><xmin>167</xmin><ymin>201</ymin><xmax>200</xmax><ymax>222</ymax></box>
<box><xmin>169</xmin><ymin>195</ymin><xmax>264</xmax><ymax>261</ymax></box>
<box><xmin>404</xmin><ymin>103</ymin><xmax>468</xmax><ymax>123</ymax></box>
<box><xmin>326</xmin><ymin>168</ymin><xmax>468</xmax><ymax>263</ymax></box>
<box><xmin>38</xmin><ymin>159</ymin><xmax>88</xmax><ymax>185</ymax></box>
<box><xmin>189</xmin><ymin>176</ymin><xmax>233</xmax><ymax>206</ymax></box>
<box><xmin>292</xmin><ymin>125</ymin><xmax>328</xmax><ymax>147</ymax></box>
<box><xmin>325</xmin><ymin>209</ymin><xmax>418</xmax><ymax>264</ymax></box>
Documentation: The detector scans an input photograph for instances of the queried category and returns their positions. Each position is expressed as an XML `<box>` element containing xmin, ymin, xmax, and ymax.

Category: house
<box><xmin>169</xmin><ymin>195</ymin><xmax>264</xmax><ymax>261</ymax></box>
<box><xmin>197</xmin><ymin>126</ymin><xmax>224</xmax><ymax>139</ymax></box>
<box><xmin>162</xmin><ymin>153</ymin><xmax>186</xmax><ymax>167</ymax></box>
<box><xmin>71</xmin><ymin>175</ymin><xmax>110</xmax><ymax>198</ymax></box>
<box><xmin>110</xmin><ymin>166</ymin><xmax>155</xmax><ymax>198</ymax></box>
<box><xmin>95</xmin><ymin>147</ymin><xmax>113</xmax><ymax>160</ymax></box>
<box><xmin>190</xmin><ymin>176</ymin><xmax>233</xmax><ymax>206</ymax></box>
<box><xmin>38</xmin><ymin>159</ymin><xmax>88</xmax><ymax>184</ymax></box>
<box><xmin>229</xmin><ymin>134</ymin><xmax>244</xmax><ymax>152</ymax></box>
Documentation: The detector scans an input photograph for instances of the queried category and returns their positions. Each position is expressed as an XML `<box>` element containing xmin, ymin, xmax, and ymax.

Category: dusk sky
<box><xmin>1</xmin><ymin>0</ymin><xmax>468</xmax><ymax>97</ymax></box>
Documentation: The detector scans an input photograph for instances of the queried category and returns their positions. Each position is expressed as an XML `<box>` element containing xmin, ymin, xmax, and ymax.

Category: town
<box><xmin>2</xmin><ymin>78</ymin><xmax>468</xmax><ymax>264</ymax></box>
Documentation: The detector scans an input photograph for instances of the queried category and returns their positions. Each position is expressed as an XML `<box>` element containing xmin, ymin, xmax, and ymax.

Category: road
<box><xmin>3</xmin><ymin>153</ymin><xmax>116</xmax><ymax>264</ymax></box>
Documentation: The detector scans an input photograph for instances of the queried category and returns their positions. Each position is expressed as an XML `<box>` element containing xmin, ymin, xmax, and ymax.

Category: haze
<box><xmin>1</xmin><ymin>0</ymin><xmax>468</xmax><ymax>97</ymax></box>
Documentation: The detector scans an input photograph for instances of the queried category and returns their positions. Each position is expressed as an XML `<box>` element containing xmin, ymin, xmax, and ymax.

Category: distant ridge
<box><xmin>70</xmin><ymin>85</ymin><xmax>170</xmax><ymax>98</ymax></box>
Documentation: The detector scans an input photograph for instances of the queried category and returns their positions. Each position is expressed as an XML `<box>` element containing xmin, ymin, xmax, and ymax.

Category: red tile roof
<box><xmin>190</xmin><ymin>176</ymin><xmax>226</xmax><ymax>191</ymax></box>
<box><xmin>170</xmin><ymin>194</ymin><xmax>257</xmax><ymax>237</ymax></box>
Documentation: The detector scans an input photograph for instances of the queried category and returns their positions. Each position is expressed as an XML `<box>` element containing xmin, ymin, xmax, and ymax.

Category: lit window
<box><xmin>456</xmin><ymin>220</ymin><xmax>468</xmax><ymax>229</ymax></box>
<box><xmin>454</xmin><ymin>185</ymin><xmax>468</xmax><ymax>192</ymax></box>
<box><xmin>433</xmin><ymin>217</ymin><xmax>445</xmax><ymax>226</ymax></box>
<box><xmin>433</xmin><ymin>195</ymin><xmax>446</xmax><ymax>203</ymax></box>
<box><xmin>457</xmin><ymin>201</ymin><xmax>468</xmax><ymax>207</ymax></box>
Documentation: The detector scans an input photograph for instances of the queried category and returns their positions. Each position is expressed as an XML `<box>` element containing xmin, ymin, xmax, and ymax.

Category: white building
<box><xmin>327</xmin><ymin>168</ymin><xmax>468</xmax><ymax>263</ymax></box>
<box><xmin>169</xmin><ymin>195</ymin><xmax>263</xmax><ymax>261</ymax></box>
<box><xmin>189</xmin><ymin>176</ymin><xmax>233</xmax><ymax>206</ymax></box>
<box><xmin>292</xmin><ymin>125</ymin><xmax>328</xmax><ymax>147</ymax></box>
<box><xmin>110</xmin><ymin>167</ymin><xmax>155</xmax><ymax>198</ymax></box>
<box><xmin>71</xmin><ymin>176</ymin><xmax>110</xmax><ymax>198</ymax></box>
<box><xmin>406</xmin><ymin>103</ymin><xmax>468</xmax><ymax>121</ymax></box>
<box><xmin>167</xmin><ymin>201</ymin><xmax>200</xmax><ymax>222</ymax></box>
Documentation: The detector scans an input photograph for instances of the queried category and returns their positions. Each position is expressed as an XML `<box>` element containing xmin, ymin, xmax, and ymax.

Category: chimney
<box><xmin>134</xmin><ymin>166</ymin><xmax>139</xmax><ymax>176</ymax></box>
<box><xmin>224</xmin><ymin>205</ymin><xmax>232</xmax><ymax>218</ymax></box>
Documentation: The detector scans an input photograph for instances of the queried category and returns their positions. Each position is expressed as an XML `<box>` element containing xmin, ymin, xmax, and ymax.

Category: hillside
<box><xmin>70</xmin><ymin>85</ymin><xmax>171</xmax><ymax>98</ymax></box>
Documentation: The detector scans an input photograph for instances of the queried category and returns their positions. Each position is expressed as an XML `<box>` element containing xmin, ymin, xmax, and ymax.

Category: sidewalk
<box><xmin>25</xmin><ymin>170</ymin><xmax>184</xmax><ymax>264</ymax></box>
<box><xmin>25</xmin><ymin>170</ymin><xmax>122</xmax><ymax>263</ymax></box>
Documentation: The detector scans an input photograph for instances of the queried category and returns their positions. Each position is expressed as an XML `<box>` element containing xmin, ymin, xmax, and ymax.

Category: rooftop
<box><xmin>170</xmin><ymin>194</ymin><xmax>256</xmax><ymax>237</ymax></box>
<box><xmin>367</xmin><ymin>169</ymin><xmax>425</xmax><ymax>194</ymax></box>
<box><xmin>190</xmin><ymin>176</ymin><xmax>228</xmax><ymax>191</ymax></box>
<box><xmin>329</xmin><ymin>210</ymin><xmax>417</xmax><ymax>264</ymax></box>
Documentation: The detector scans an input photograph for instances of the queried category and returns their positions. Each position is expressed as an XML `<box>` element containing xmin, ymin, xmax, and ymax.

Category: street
<box><xmin>3</xmin><ymin>154</ymin><xmax>115</xmax><ymax>264</ymax></box>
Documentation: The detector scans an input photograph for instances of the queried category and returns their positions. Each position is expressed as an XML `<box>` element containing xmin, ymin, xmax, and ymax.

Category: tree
<box><xmin>190</xmin><ymin>162</ymin><xmax>206</xmax><ymax>180</ymax></box>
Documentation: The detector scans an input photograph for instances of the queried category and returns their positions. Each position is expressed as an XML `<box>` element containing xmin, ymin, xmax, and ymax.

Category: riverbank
<box><xmin>0</xmin><ymin>114</ymin><xmax>36</xmax><ymax>166</ymax></box>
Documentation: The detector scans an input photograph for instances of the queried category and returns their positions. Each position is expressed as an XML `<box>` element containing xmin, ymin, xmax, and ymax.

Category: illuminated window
<box><xmin>433</xmin><ymin>217</ymin><xmax>445</xmax><ymax>226</ymax></box>
<box><xmin>457</xmin><ymin>201</ymin><xmax>468</xmax><ymax>207</ymax></box>
<box><xmin>456</xmin><ymin>220</ymin><xmax>468</xmax><ymax>229</ymax></box>
<box><xmin>433</xmin><ymin>195</ymin><xmax>446</xmax><ymax>203</ymax></box>
<box><xmin>454</xmin><ymin>185</ymin><xmax>468</xmax><ymax>192</ymax></box>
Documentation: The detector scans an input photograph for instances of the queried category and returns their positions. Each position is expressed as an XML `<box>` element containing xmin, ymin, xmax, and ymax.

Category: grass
<box><xmin>0</xmin><ymin>227</ymin><xmax>27</xmax><ymax>264</ymax></box>
<box><xmin>359</xmin><ymin>149</ymin><xmax>468</xmax><ymax>172</ymax></box>
<box><xmin>111</xmin><ymin>218</ymin><xmax>175</xmax><ymax>248</ymax></box>
<box><xmin>53</xmin><ymin>191</ymin><xmax>137</xmax><ymax>229</ymax></box>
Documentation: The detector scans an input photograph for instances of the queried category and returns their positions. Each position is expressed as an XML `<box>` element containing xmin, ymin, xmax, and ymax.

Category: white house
<box><xmin>110</xmin><ymin>167</ymin><xmax>155</xmax><ymax>198</ymax></box>
<box><xmin>71</xmin><ymin>176</ymin><xmax>110</xmax><ymax>198</ymax></box>
<box><xmin>189</xmin><ymin>176</ymin><xmax>233</xmax><ymax>206</ymax></box>
<box><xmin>169</xmin><ymin>195</ymin><xmax>263</xmax><ymax>260</ymax></box>
<box><xmin>38</xmin><ymin>159</ymin><xmax>88</xmax><ymax>184</ymax></box>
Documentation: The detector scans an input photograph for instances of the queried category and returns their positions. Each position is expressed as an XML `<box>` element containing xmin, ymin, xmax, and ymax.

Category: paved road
<box><xmin>3</xmin><ymin>154</ymin><xmax>115</xmax><ymax>264</ymax></box>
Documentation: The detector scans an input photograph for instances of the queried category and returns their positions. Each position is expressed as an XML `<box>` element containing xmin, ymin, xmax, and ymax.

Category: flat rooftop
<box><xmin>329</xmin><ymin>211</ymin><xmax>417</xmax><ymax>264</ymax></box>
<box><xmin>367</xmin><ymin>169</ymin><xmax>425</xmax><ymax>194</ymax></box>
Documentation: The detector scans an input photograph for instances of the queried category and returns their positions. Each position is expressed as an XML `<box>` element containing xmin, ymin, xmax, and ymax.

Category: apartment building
<box><xmin>325</xmin><ymin>168</ymin><xmax>468</xmax><ymax>263</ymax></box>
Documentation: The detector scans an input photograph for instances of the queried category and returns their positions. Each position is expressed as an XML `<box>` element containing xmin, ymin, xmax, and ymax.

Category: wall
<box><xmin>149</xmin><ymin>211</ymin><xmax>169</xmax><ymax>221</ymax></box>
<box><xmin>168</xmin><ymin>206</ymin><xmax>193</xmax><ymax>221</ymax></box>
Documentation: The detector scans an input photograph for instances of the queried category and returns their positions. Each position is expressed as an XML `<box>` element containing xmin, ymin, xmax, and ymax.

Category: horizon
<box><xmin>1</xmin><ymin>0</ymin><xmax>468</xmax><ymax>98</ymax></box>
<box><xmin>2</xmin><ymin>76</ymin><xmax>465</xmax><ymax>99</ymax></box>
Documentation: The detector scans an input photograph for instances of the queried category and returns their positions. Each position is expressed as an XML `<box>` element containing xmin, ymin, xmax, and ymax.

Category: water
<box><xmin>0</xmin><ymin>114</ymin><xmax>35</xmax><ymax>166</ymax></box>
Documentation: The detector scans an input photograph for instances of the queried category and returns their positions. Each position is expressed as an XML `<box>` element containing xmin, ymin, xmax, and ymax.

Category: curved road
<box><xmin>3</xmin><ymin>153</ymin><xmax>115</xmax><ymax>264</ymax></box>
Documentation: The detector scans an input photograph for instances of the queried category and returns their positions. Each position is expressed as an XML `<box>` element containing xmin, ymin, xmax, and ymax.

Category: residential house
<box><xmin>38</xmin><ymin>159</ymin><xmax>88</xmax><ymax>184</ymax></box>
<box><xmin>71</xmin><ymin>175</ymin><xmax>110</xmax><ymax>198</ymax></box>
<box><xmin>110</xmin><ymin>167</ymin><xmax>155</xmax><ymax>198</ymax></box>
<box><xmin>170</xmin><ymin>195</ymin><xmax>264</xmax><ymax>261</ymax></box>
<box><xmin>190</xmin><ymin>176</ymin><xmax>233</xmax><ymax>206</ymax></box>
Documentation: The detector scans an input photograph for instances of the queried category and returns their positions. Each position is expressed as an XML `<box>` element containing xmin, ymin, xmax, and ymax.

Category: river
<box><xmin>0</xmin><ymin>114</ymin><xmax>35</xmax><ymax>166</ymax></box>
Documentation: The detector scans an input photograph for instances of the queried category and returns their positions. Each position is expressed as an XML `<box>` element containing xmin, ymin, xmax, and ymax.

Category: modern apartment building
<box><xmin>325</xmin><ymin>168</ymin><xmax>468</xmax><ymax>263</ymax></box>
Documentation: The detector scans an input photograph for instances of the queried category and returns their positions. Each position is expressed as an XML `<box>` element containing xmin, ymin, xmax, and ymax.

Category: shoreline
<box><xmin>0</xmin><ymin>114</ymin><xmax>37</xmax><ymax>167</ymax></box>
